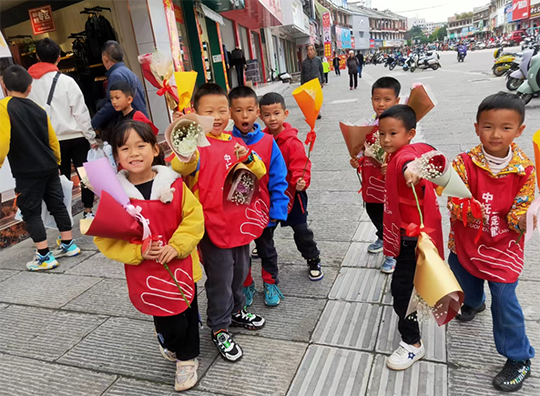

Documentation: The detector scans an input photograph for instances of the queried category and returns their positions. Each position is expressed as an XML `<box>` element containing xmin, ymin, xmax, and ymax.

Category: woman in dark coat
<box><xmin>346</xmin><ymin>51</ymin><xmax>359</xmax><ymax>90</ymax></box>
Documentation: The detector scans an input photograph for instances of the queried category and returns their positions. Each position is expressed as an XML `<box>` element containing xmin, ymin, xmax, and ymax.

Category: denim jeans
<box><xmin>357</xmin><ymin>65</ymin><xmax>363</xmax><ymax>77</ymax></box>
<box><xmin>448</xmin><ymin>252</ymin><xmax>535</xmax><ymax>361</ymax></box>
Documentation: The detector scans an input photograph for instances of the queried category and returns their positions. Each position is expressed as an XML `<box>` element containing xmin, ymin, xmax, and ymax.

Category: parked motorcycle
<box><xmin>516</xmin><ymin>52</ymin><xmax>540</xmax><ymax>104</ymax></box>
<box><xmin>389</xmin><ymin>55</ymin><xmax>405</xmax><ymax>71</ymax></box>
<box><xmin>506</xmin><ymin>49</ymin><xmax>536</xmax><ymax>91</ymax></box>
<box><xmin>493</xmin><ymin>48</ymin><xmax>520</xmax><ymax>77</ymax></box>
<box><xmin>410</xmin><ymin>51</ymin><xmax>441</xmax><ymax>72</ymax></box>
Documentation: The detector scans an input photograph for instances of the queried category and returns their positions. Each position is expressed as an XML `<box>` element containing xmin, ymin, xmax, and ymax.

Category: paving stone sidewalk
<box><xmin>1</xmin><ymin>49</ymin><xmax>540</xmax><ymax>396</ymax></box>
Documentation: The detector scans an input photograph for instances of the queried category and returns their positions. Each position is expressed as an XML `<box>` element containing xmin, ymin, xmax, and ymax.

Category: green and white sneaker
<box><xmin>212</xmin><ymin>330</ymin><xmax>243</xmax><ymax>362</ymax></box>
<box><xmin>26</xmin><ymin>251</ymin><xmax>59</xmax><ymax>271</ymax></box>
<box><xmin>53</xmin><ymin>238</ymin><xmax>81</xmax><ymax>258</ymax></box>
<box><xmin>231</xmin><ymin>307</ymin><xmax>265</xmax><ymax>330</ymax></box>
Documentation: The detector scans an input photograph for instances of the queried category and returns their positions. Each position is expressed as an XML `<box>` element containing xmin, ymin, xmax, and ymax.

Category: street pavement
<box><xmin>1</xmin><ymin>48</ymin><xmax>540</xmax><ymax>396</ymax></box>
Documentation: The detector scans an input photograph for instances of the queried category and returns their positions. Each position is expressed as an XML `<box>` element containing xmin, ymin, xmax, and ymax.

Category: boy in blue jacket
<box><xmin>228</xmin><ymin>86</ymin><xmax>289</xmax><ymax>307</ymax></box>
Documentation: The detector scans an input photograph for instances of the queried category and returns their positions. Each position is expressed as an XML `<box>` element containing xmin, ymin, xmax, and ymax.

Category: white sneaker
<box><xmin>175</xmin><ymin>358</ymin><xmax>199</xmax><ymax>391</ymax></box>
<box><xmin>387</xmin><ymin>340</ymin><xmax>425</xmax><ymax>371</ymax></box>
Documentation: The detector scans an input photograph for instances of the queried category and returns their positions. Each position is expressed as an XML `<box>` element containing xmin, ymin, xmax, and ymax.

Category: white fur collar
<box><xmin>117</xmin><ymin>165</ymin><xmax>180</xmax><ymax>203</ymax></box>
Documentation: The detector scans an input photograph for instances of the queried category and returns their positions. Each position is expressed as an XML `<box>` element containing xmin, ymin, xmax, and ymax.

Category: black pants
<box><xmin>15</xmin><ymin>171</ymin><xmax>72</xmax><ymax>243</ymax></box>
<box><xmin>59</xmin><ymin>138</ymin><xmax>95</xmax><ymax>209</ymax></box>
<box><xmin>236</xmin><ymin>65</ymin><xmax>245</xmax><ymax>86</ymax></box>
<box><xmin>324</xmin><ymin>72</ymin><xmax>328</xmax><ymax>84</ymax></box>
<box><xmin>391</xmin><ymin>238</ymin><xmax>420</xmax><ymax>345</ymax></box>
<box><xmin>349</xmin><ymin>73</ymin><xmax>358</xmax><ymax>88</ymax></box>
<box><xmin>334</xmin><ymin>67</ymin><xmax>341</xmax><ymax>75</ymax></box>
<box><xmin>154</xmin><ymin>285</ymin><xmax>200</xmax><ymax>361</ymax></box>
<box><xmin>283</xmin><ymin>191</ymin><xmax>319</xmax><ymax>260</ymax></box>
<box><xmin>366</xmin><ymin>202</ymin><xmax>383</xmax><ymax>240</ymax></box>
<box><xmin>255</xmin><ymin>226</ymin><xmax>279</xmax><ymax>284</ymax></box>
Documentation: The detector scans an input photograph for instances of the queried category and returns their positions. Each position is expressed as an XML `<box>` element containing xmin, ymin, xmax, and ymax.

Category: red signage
<box><xmin>512</xmin><ymin>0</ymin><xmax>530</xmax><ymax>21</ymax></box>
<box><xmin>28</xmin><ymin>5</ymin><xmax>55</xmax><ymax>35</ymax></box>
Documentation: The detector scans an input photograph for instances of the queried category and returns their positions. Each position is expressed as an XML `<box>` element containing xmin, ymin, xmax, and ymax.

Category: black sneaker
<box><xmin>456</xmin><ymin>302</ymin><xmax>486</xmax><ymax>322</ymax></box>
<box><xmin>493</xmin><ymin>359</ymin><xmax>531</xmax><ymax>392</ymax></box>
<box><xmin>307</xmin><ymin>257</ymin><xmax>324</xmax><ymax>281</ymax></box>
<box><xmin>251</xmin><ymin>248</ymin><xmax>259</xmax><ymax>259</ymax></box>
<box><xmin>212</xmin><ymin>330</ymin><xmax>243</xmax><ymax>362</ymax></box>
<box><xmin>231</xmin><ymin>308</ymin><xmax>265</xmax><ymax>330</ymax></box>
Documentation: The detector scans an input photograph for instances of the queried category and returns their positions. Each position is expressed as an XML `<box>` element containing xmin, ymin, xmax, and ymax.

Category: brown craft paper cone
<box><xmin>224</xmin><ymin>162</ymin><xmax>259</xmax><ymax>205</ymax></box>
<box><xmin>339</xmin><ymin>122</ymin><xmax>377</xmax><ymax>158</ymax></box>
<box><xmin>407</xmin><ymin>85</ymin><xmax>435</xmax><ymax>122</ymax></box>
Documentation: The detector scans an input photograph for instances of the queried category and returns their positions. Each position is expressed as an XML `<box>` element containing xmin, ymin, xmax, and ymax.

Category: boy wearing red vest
<box><xmin>379</xmin><ymin>105</ymin><xmax>444</xmax><ymax>371</ymax></box>
<box><xmin>350</xmin><ymin>77</ymin><xmax>400</xmax><ymax>274</ymax></box>
<box><xmin>228</xmin><ymin>86</ymin><xmax>289</xmax><ymax>307</ymax></box>
<box><xmin>448</xmin><ymin>92</ymin><xmax>535</xmax><ymax>392</ymax></box>
<box><xmin>259</xmin><ymin>92</ymin><xmax>323</xmax><ymax>282</ymax></box>
<box><xmin>171</xmin><ymin>83</ymin><xmax>267</xmax><ymax>363</ymax></box>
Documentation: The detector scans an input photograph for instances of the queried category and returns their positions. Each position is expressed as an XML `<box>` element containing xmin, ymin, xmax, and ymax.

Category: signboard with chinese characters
<box><xmin>512</xmin><ymin>0</ymin><xmax>530</xmax><ymax>21</ymax></box>
<box><xmin>531</xmin><ymin>2</ymin><xmax>540</xmax><ymax>17</ymax></box>
<box><xmin>28</xmin><ymin>5</ymin><xmax>55</xmax><ymax>35</ymax></box>
<box><xmin>163</xmin><ymin>0</ymin><xmax>182</xmax><ymax>71</ymax></box>
<box><xmin>322</xmin><ymin>12</ymin><xmax>332</xmax><ymax>57</ymax></box>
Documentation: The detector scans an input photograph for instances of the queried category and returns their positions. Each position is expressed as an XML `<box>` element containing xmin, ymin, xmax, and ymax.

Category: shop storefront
<box><xmin>530</xmin><ymin>3</ymin><xmax>540</xmax><ymax>28</ymax></box>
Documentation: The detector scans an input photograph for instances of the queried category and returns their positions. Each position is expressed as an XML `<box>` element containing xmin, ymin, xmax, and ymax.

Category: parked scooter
<box><xmin>506</xmin><ymin>49</ymin><xmax>535</xmax><ymax>91</ymax></box>
<box><xmin>493</xmin><ymin>48</ymin><xmax>520</xmax><ymax>77</ymax></box>
<box><xmin>267</xmin><ymin>68</ymin><xmax>292</xmax><ymax>83</ymax></box>
<box><xmin>389</xmin><ymin>55</ymin><xmax>406</xmax><ymax>71</ymax></box>
<box><xmin>410</xmin><ymin>51</ymin><xmax>441</xmax><ymax>72</ymax></box>
<box><xmin>516</xmin><ymin>52</ymin><xmax>540</xmax><ymax>104</ymax></box>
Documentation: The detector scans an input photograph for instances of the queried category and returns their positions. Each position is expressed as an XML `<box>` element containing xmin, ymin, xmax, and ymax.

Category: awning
<box><xmin>201</xmin><ymin>3</ymin><xmax>224</xmax><ymax>25</ymax></box>
<box><xmin>220</xmin><ymin>0</ymin><xmax>282</xmax><ymax>29</ymax></box>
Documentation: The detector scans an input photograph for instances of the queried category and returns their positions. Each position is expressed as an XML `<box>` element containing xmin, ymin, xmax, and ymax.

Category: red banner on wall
<box><xmin>28</xmin><ymin>5</ymin><xmax>56</xmax><ymax>35</ymax></box>
<box><xmin>322</xmin><ymin>12</ymin><xmax>332</xmax><ymax>57</ymax></box>
<box><xmin>512</xmin><ymin>0</ymin><xmax>530</xmax><ymax>21</ymax></box>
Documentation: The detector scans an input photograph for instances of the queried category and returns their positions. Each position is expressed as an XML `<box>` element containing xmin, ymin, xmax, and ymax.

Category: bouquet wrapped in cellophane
<box><xmin>165</xmin><ymin>113</ymin><xmax>213</xmax><ymax>162</ymax></box>
<box><xmin>363</xmin><ymin>130</ymin><xmax>386</xmax><ymax>164</ymax></box>
<box><xmin>225</xmin><ymin>163</ymin><xmax>258</xmax><ymax>206</ymax></box>
<box><xmin>138</xmin><ymin>49</ymin><xmax>179</xmax><ymax>110</ymax></box>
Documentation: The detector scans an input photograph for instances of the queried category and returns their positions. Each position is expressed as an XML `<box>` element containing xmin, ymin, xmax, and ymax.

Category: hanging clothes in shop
<box><xmin>85</xmin><ymin>13</ymin><xmax>116</xmax><ymax>62</ymax></box>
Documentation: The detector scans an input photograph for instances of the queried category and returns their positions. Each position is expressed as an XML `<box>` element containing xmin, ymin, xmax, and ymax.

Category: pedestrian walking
<box><xmin>356</xmin><ymin>50</ymin><xmax>364</xmax><ymax>78</ymax></box>
<box><xmin>92</xmin><ymin>40</ymin><xmax>148</xmax><ymax>132</ymax></box>
<box><xmin>332</xmin><ymin>51</ymin><xmax>341</xmax><ymax>76</ymax></box>
<box><xmin>346</xmin><ymin>51</ymin><xmax>359</xmax><ymax>90</ymax></box>
<box><xmin>301</xmin><ymin>44</ymin><xmax>324</xmax><ymax>118</ymax></box>
<box><xmin>28</xmin><ymin>38</ymin><xmax>97</xmax><ymax>220</ymax></box>
<box><xmin>322</xmin><ymin>57</ymin><xmax>329</xmax><ymax>84</ymax></box>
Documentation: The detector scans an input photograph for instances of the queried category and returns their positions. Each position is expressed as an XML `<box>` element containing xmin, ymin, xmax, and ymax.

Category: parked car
<box><xmin>509</xmin><ymin>30</ymin><xmax>527</xmax><ymax>46</ymax></box>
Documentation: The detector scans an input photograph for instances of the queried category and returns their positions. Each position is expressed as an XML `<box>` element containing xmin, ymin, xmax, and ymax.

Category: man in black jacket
<box><xmin>332</xmin><ymin>51</ymin><xmax>341</xmax><ymax>75</ymax></box>
<box><xmin>301</xmin><ymin>45</ymin><xmax>324</xmax><ymax>119</ymax></box>
<box><xmin>356</xmin><ymin>51</ymin><xmax>364</xmax><ymax>78</ymax></box>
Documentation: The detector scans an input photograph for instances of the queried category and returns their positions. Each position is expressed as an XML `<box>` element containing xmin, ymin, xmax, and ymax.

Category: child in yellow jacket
<box><xmin>94</xmin><ymin>121</ymin><xmax>204</xmax><ymax>392</ymax></box>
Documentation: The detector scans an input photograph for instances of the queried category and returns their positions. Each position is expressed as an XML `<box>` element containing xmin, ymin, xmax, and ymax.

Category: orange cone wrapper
<box><xmin>339</xmin><ymin>122</ymin><xmax>377</xmax><ymax>158</ymax></box>
<box><xmin>406</xmin><ymin>232</ymin><xmax>464</xmax><ymax>326</ymax></box>
<box><xmin>407</xmin><ymin>84</ymin><xmax>435</xmax><ymax>122</ymax></box>
<box><xmin>525</xmin><ymin>130</ymin><xmax>540</xmax><ymax>242</ymax></box>
<box><xmin>174</xmin><ymin>71</ymin><xmax>198</xmax><ymax>111</ymax></box>
<box><xmin>293</xmin><ymin>78</ymin><xmax>323</xmax><ymax>151</ymax></box>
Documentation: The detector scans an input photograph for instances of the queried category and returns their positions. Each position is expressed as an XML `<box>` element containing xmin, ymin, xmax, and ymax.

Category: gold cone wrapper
<box><xmin>292</xmin><ymin>78</ymin><xmax>323</xmax><ymax>131</ymax></box>
<box><xmin>406</xmin><ymin>232</ymin><xmax>464</xmax><ymax>326</ymax></box>
<box><xmin>339</xmin><ymin>122</ymin><xmax>377</xmax><ymax>158</ymax></box>
<box><xmin>174</xmin><ymin>71</ymin><xmax>198</xmax><ymax>111</ymax></box>
<box><xmin>407</xmin><ymin>85</ymin><xmax>435</xmax><ymax>122</ymax></box>
<box><xmin>430</xmin><ymin>166</ymin><xmax>472</xmax><ymax>199</ymax></box>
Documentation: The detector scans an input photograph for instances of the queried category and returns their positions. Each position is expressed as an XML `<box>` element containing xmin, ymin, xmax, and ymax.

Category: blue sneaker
<box><xmin>264</xmin><ymin>283</ymin><xmax>284</xmax><ymax>307</ymax></box>
<box><xmin>26</xmin><ymin>251</ymin><xmax>59</xmax><ymax>271</ymax></box>
<box><xmin>381</xmin><ymin>256</ymin><xmax>396</xmax><ymax>274</ymax></box>
<box><xmin>243</xmin><ymin>282</ymin><xmax>256</xmax><ymax>307</ymax></box>
<box><xmin>53</xmin><ymin>238</ymin><xmax>81</xmax><ymax>258</ymax></box>
<box><xmin>368</xmin><ymin>238</ymin><xmax>384</xmax><ymax>253</ymax></box>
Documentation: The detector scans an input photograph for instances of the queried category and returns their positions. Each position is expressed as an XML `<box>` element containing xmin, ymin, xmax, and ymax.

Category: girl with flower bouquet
<box><xmin>93</xmin><ymin>121</ymin><xmax>204</xmax><ymax>392</ymax></box>
<box><xmin>349</xmin><ymin>77</ymin><xmax>401</xmax><ymax>274</ymax></box>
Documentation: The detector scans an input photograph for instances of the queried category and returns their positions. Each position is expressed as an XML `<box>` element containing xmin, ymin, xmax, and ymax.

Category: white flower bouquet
<box><xmin>165</xmin><ymin>113</ymin><xmax>213</xmax><ymax>162</ymax></box>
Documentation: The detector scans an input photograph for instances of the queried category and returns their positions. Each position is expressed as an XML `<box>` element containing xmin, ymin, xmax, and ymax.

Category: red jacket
<box><xmin>265</xmin><ymin>123</ymin><xmax>311</xmax><ymax>213</ymax></box>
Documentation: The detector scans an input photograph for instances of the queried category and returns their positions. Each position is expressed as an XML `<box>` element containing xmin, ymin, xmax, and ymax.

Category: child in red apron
<box><xmin>259</xmin><ymin>92</ymin><xmax>323</xmax><ymax>282</ymax></box>
<box><xmin>379</xmin><ymin>105</ymin><xmax>444</xmax><ymax>372</ymax></box>
<box><xmin>94</xmin><ymin>121</ymin><xmax>204</xmax><ymax>392</ymax></box>
<box><xmin>171</xmin><ymin>83</ymin><xmax>267</xmax><ymax>363</ymax></box>
<box><xmin>448</xmin><ymin>92</ymin><xmax>535</xmax><ymax>393</ymax></box>
<box><xmin>350</xmin><ymin>77</ymin><xmax>401</xmax><ymax>273</ymax></box>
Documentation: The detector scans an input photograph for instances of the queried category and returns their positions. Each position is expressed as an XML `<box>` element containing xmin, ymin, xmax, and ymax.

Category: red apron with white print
<box><xmin>198</xmin><ymin>135</ymin><xmax>269</xmax><ymax>249</ymax></box>
<box><xmin>124</xmin><ymin>179</ymin><xmax>195</xmax><ymax>316</ymax></box>
<box><xmin>246</xmin><ymin>133</ymin><xmax>274</xmax><ymax>211</ymax></box>
<box><xmin>453</xmin><ymin>154</ymin><xmax>532</xmax><ymax>283</ymax></box>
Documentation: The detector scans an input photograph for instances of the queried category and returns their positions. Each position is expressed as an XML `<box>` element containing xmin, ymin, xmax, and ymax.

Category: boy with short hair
<box><xmin>0</xmin><ymin>65</ymin><xmax>81</xmax><ymax>271</ymax></box>
<box><xmin>448</xmin><ymin>92</ymin><xmax>535</xmax><ymax>392</ymax></box>
<box><xmin>379</xmin><ymin>104</ymin><xmax>444</xmax><ymax>371</ymax></box>
<box><xmin>350</xmin><ymin>76</ymin><xmax>401</xmax><ymax>273</ymax></box>
<box><xmin>228</xmin><ymin>86</ymin><xmax>289</xmax><ymax>307</ymax></box>
<box><xmin>107</xmin><ymin>81</ymin><xmax>158</xmax><ymax>140</ymax></box>
<box><xmin>259</xmin><ymin>92</ymin><xmax>323</xmax><ymax>281</ymax></box>
<box><xmin>171</xmin><ymin>83</ymin><xmax>267</xmax><ymax>362</ymax></box>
